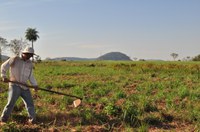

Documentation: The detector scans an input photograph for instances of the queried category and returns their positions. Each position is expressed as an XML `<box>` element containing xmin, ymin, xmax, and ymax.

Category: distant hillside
<box><xmin>47</xmin><ymin>52</ymin><xmax>132</xmax><ymax>61</ymax></box>
<box><xmin>97</xmin><ymin>52</ymin><xmax>132</xmax><ymax>61</ymax></box>
<box><xmin>1</xmin><ymin>55</ymin><xmax>9</xmax><ymax>61</ymax></box>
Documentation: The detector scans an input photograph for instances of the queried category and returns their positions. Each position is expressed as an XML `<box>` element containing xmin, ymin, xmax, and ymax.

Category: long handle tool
<box><xmin>4</xmin><ymin>80</ymin><xmax>82</xmax><ymax>107</ymax></box>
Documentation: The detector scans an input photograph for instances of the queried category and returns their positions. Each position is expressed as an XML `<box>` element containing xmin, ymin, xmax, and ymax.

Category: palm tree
<box><xmin>25</xmin><ymin>28</ymin><xmax>39</xmax><ymax>49</ymax></box>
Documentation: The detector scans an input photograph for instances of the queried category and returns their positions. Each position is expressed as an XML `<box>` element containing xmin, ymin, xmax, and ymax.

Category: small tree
<box><xmin>9</xmin><ymin>39</ymin><xmax>29</xmax><ymax>56</ymax></box>
<box><xmin>35</xmin><ymin>55</ymin><xmax>42</xmax><ymax>63</ymax></box>
<box><xmin>133</xmin><ymin>57</ymin><xmax>137</xmax><ymax>61</ymax></box>
<box><xmin>186</xmin><ymin>56</ymin><xmax>191</xmax><ymax>61</ymax></box>
<box><xmin>0</xmin><ymin>36</ymin><xmax>8</xmax><ymax>61</ymax></box>
<box><xmin>170</xmin><ymin>53</ymin><xmax>178</xmax><ymax>61</ymax></box>
<box><xmin>193</xmin><ymin>54</ymin><xmax>200</xmax><ymax>61</ymax></box>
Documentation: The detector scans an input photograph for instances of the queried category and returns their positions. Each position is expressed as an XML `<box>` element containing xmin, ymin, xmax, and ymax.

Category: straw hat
<box><xmin>22</xmin><ymin>47</ymin><xmax>35</xmax><ymax>54</ymax></box>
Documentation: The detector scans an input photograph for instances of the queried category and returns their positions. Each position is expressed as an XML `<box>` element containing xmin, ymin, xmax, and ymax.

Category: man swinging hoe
<box><xmin>0</xmin><ymin>47</ymin><xmax>82</xmax><ymax>125</ymax></box>
<box><xmin>0</xmin><ymin>47</ymin><xmax>38</xmax><ymax>124</ymax></box>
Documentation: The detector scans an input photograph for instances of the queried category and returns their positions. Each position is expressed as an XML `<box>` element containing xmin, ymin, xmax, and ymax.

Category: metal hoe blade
<box><xmin>73</xmin><ymin>99</ymin><xmax>82</xmax><ymax>108</ymax></box>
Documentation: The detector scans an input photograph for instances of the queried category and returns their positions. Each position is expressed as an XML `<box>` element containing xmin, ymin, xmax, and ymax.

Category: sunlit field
<box><xmin>0</xmin><ymin>60</ymin><xmax>200</xmax><ymax>131</ymax></box>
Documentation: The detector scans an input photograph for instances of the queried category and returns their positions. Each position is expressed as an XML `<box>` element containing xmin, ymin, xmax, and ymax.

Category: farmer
<box><xmin>0</xmin><ymin>47</ymin><xmax>38</xmax><ymax>124</ymax></box>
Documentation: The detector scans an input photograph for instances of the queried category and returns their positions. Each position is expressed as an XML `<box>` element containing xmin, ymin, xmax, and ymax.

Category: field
<box><xmin>0</xmin><ymin>60</ymin><xmax>200</xmax><ymax>131</ymax></box>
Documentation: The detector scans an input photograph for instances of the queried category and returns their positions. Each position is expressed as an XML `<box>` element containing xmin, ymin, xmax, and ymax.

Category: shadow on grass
<box><xmin>144</xmin><ymin>116</ymin><xmax>175</xmax><ymax>130</ymax></box>
<box><xmin>9</xmin><ymin>108</ymin><xmax>176</xmax><ymax>131</ymax></box>
<box><xmin>36</xmin><ymin>112</ymin><xmax>77</xmax><ymax>127</ymax></box>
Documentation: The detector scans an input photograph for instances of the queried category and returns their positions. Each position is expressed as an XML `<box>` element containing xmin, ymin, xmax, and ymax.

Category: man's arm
<box><xmin>1</xmin><ymin>59</ymin><xmax>11</xmax><ymax>82</ymax></box>
<box><xmin>29</xmin><ymin>69</ymin><xmax>38</xmax><ymax>91</ymax></box>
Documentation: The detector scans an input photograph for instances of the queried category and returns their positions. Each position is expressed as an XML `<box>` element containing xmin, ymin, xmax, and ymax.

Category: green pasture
<box><xmin>0</xmin><ymin>61</ymin><xmax>200</xmax><ymax>131</ymax></box>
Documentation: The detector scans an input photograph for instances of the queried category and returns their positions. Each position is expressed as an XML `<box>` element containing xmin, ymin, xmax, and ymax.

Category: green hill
<box><xmin>97</xmin><ymin>52</ymin><xmax>132</xmax><ymax>61</ymax></box>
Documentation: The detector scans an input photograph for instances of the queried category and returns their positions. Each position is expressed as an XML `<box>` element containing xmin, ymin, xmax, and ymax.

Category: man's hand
<box><xmin>32</xmin><ymin>86</ymin><xmax>39</xmax><ymax>99</ymax></box>
<box><xmin>2</xmin><ymin>78</ymin><xmax>9</xmax><ymax>83</ymax></box>
<box><xmin>33</xmin><ymin>85</ymin><xmax>38</xmax><ymax>92</ymax></box>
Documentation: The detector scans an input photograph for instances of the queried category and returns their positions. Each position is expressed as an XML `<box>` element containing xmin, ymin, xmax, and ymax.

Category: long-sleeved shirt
<box><xmin>1</xmin><ymin>56</ymin><xmax>37</xmax><ymax>90</ymax></box>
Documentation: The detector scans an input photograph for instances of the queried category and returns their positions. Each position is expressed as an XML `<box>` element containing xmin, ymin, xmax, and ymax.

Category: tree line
<box><xmin>170</xmin><ymin>53</ymin><xmax>200</xmax><ymax>61</ymax></box>
<box><xmin>0</xmin><ymin>28</ymin><xmax>39</xmax><ymax>62</ymax></box>
<box><xmin>2</xmin><ymin>28</ymin><xmax>200</xmax><ymax>61</ymax></box>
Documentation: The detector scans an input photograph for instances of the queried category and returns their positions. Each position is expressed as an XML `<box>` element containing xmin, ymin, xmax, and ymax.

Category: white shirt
<box><xmin>1</xmin><ymin>56</ymin><xmax>37</xmax><ymax>90</ymax></box>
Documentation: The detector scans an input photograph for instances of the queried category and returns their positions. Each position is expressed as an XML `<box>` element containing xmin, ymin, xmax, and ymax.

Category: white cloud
<box><xmin>0</xmin><ymin>21</ymin><xmax>21</xmax><ymax>32</ymax></box>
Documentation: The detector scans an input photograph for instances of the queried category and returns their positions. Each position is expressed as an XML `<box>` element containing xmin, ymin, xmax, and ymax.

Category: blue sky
<box><xmin>0</xmin><ymin>0</ymin><xmax>200</xmax><ymax>60</ymax></box>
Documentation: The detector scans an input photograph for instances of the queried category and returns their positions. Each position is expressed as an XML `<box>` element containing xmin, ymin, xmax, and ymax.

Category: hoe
<box><xmin>3</xmin><ymin>80</ymin><xmax>82</xmax><ymax>108</ymax></box>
